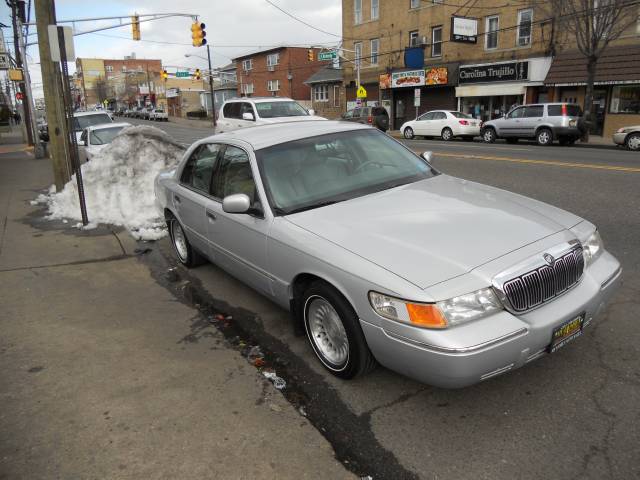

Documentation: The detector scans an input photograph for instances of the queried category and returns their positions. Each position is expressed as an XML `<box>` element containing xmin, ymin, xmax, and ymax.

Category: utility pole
<box><xmin>206</xmin><ymin>44</ymin><xmax>216</xmax><ymax>128</ymax></box>
<box><xmin>10</xmin><ymin>0</ymin><xmax>34</xmax><ymax>147</ymax></box>
<box><xmin>35</xmin><ymin>0</ymin><xmax>72</xmax><ymax>189</ymax></box>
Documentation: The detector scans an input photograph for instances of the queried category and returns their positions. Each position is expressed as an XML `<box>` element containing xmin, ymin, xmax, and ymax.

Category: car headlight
<box><xmin>582</xmin><ymin>230</ymin><xmax>603</xmax><ymax>267</ymax></box>
<box><xmin>617</xmin><ymin>127</ymin><xmax>627</xmax><ymax>134</ymax></box>
<box><xmin>368</xmin><ymin>288</ymin><xmax>502</xmax><ymax>329</ymax></box>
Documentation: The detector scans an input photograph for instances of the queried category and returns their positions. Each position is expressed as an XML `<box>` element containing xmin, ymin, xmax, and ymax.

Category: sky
<box><xmin>0</xmin><ymin>0</ymin><xmax>342</xmax><ymax>98</ymax></box>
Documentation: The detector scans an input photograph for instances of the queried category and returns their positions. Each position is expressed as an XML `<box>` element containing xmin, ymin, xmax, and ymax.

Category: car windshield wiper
<box><xmin>284</xmin><ymin>200</ymin><xmax>342</xmax><ymax>215</ymax></box>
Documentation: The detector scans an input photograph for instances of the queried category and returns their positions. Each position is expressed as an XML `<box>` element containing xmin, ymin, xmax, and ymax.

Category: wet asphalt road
<box><xmin>129</xmin><ymin>116</ymin><xmax>640</xmax><ymax>479</ymax></box>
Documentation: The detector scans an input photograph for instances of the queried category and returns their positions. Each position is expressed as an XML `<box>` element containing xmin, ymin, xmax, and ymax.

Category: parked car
<box><xmin>150</xmin><ymin>108</ymin><xmax>168</xmax><ymax>121</ymax></box>
<box><xmin>481</xmin><ymin>103</ymin><xmax>585</xmax><ymax>146</ymax></box>
<box><xmin>216</xmin><ymin>97</ymin><xmax>326</xmax><ymax>133</ymax></box>
<box><xmin>401</xmin><ymin>110</ymin><xmax>480</xmax><ymax>141</ymax></box>
<box><xmin>154</xmin><ymin>121</ymin><xmax>621</xmax><ymax>388</ymax></box>
<box><xmin>78</xmin><ymin>122</ymin><xmax>131</xmax><ymax>163</ymax></box>
<box><xmin>139</xmin><ymin>107</ymin><xmax>152</xmax><ymax>120</ymax></box>
<box><xmin>72</xmin><ymin>111</ymin><xmax>113</xmax><ymax>143</ymax></box>
<box><xmin>612</xmin><ymin>125</ymin><xmax>640</xmax><ymax>150</ymax></box>
<box><xmin>341</xmin><ymin>106</ymin><xmax>389</xmax><ymax>132</ymax></box>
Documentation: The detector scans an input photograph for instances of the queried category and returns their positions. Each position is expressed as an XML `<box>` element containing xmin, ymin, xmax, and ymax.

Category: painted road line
<box><xmin>429</xmin><ymin>151</ymin><xmax>640</xmax><ymax>173</ymax></box>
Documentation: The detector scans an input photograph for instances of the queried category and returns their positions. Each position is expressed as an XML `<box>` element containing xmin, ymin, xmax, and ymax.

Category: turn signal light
<box><xmin>405</xmin><ymin>304</ymin><xmax>448</xmax><ymax>329</ymax></box>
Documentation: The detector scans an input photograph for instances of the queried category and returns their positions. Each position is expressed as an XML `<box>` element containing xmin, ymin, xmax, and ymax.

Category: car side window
<box><xmin>223</xmin><ymin>102</ymin><xmax>240</xmax><ymax>119</ymax></box>
<box><xmin>211</xmin><ymin>146</ymin><xmax>257</xmax><ymax>205</ymax></box>
<box><xmin>509</xmin><ymin>107</ymin><xmax>526</xmax><ymax>119</ymax></box>
<box><xmin>433</xmin><ymin>112</ymin><xmax>447</xmax><ymax>120</ymax></box>
<box><xmin>343</xmin><ymin>110</ymin><xmax>354</xmax><ymax>119</ymax></box>
<box><xmin>524</xmin><ymin>105</ymin><xmax>544</xmax><ymax>118</ymax></box>
<box><xmin>180</xmin><ymin>144</ymin><xmax>222</xmax><ymax>193</ymax></box>
<box><xmin>353</xmin><ymin>108</ymin><xmax>362</xmax><ymax>118</ymax></box>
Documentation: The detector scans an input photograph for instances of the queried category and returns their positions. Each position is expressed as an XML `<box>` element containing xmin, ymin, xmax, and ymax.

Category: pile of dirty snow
<box><xmin>33</xmin><ymin>125</ymin><xmax>185</xmax><ymax>240</ymax></box>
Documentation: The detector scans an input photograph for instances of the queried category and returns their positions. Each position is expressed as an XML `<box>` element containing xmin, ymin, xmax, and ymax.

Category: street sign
<box><xmin>0</xmin><ymin>53</ymin><xmax>9</xmax><ymax>70</ymax></box>
<box><xmin>0</xmin><ymin>29</ymin><xmax>5</xmax><ymax>53</ymax></box>
<box><xmin>318</xmin><ymin>51</ymin><xmax>337</xmax><ymax>61</ymax></box>
<box><xmin>176</xmin><ymin>71</ymin><xmax>190</xmax><ymax>77</ymax></box>
<box><xmin>8</xmin><ymin>69</ymin><xmax>23</xmax><ymax>81</ymax></box>
<box><xmin>48</xmin><ymin>25</ymin><xmax>75</xmax><ymax>62</ymax></box>
<box><xmin>356</xmin><ymin>85</ymin><xmax>367</xmax><ymax>98</ymax></box>
<box><xmin>414</xmin><ymin>88</ymin><xmax>421</xmax><ymax>107</ymax></box>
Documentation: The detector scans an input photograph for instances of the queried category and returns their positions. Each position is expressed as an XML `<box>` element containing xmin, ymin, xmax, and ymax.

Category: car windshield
<box><xmin>255</xmin><ymin>101</ymin><xmax>309</xmax><ymax>119</ymax></box>
<box><xmin>256</xmin><ymin>129</ymin><xmax>436</xmax><ymax>214</ymax></box>
<box><xmin>450</xmin><ymin>111</ymin><xmax>472</xmax><ymax>119</ymax></box>
<box><xmin>73</xmin><ymin>113</ymin><xmax>112</xmax><ymax>131</ymax></box>
<box><xmin>90</xmin><ymin>126</ymin><xmax>126</xmax><ymax>145</ymax></box>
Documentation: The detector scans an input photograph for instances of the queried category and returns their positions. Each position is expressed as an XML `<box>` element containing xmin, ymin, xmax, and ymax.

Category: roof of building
<box><xmin>545</xmin><ymin>45</ymin><xmax>640</xmax><ymax>85</ymax></box>
<box><xmin>232</xmin><ymin>45</ymin><xmax>322</xmax><ymax>60</ymax></box>
<box><xmin>304</xmin><ymin>66</ymin><xmax>343</xmax><ymax>85</ymax></box>
<box><xmin>217</xmin><ymin>62</ymin><xmax>236</xmax><ymax>72</ymax></box>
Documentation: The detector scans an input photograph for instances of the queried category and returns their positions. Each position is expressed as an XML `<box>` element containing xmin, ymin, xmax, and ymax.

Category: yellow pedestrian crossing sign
<box><xmin>356</xmin><ymin>85</ymin><xmax>367</xmax><ymax>98</ymax></box>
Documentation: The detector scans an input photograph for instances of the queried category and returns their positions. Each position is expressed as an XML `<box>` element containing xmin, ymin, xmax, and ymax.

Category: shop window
<box><xmin>517</xmin><ymin>9</ymin><xmax>533</xmax><ymax>46</ymax></box>
<box><xmin>354</xmin><ymin>0</ymin><xmax>362</xmax><ymax>24</ymax></box>
<box><xmin>485</xmin><ymin>15</ymin><xmax>499</xmax><ymax>50</ymax></box>
<box><xmin>610</xmin><ymin>85</ymin><xmax>640</xmax><ymax>114</ymax></box>
<box><xmin>371</xmin><ymin>0</ymin><xmax>379</xmax><ymax>20</ymax></box>
<box><xmin>370</xmin><ymin>38</ymin><xmax>379</xmax><ymax>65</ymax></box>
<box><xmin>409</xmin><ymin>30</ymin><xmax>419</xmax><ymax>47</ymax></box>
<box><xmin>431</xmin><ymin>26</ymin><xmax>442</xmax><ymax>57</ymax></box>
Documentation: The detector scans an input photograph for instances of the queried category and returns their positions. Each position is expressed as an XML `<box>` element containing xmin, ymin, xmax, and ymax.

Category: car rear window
<box><xmin>547</xmin><ymin>104</ymin><xmax>583</xmax><ymax>117</ymax></box>
<box><xmin>450</xmin><ymin>111</ymin><xmax>472</xmax><ymax>119</ymax></box>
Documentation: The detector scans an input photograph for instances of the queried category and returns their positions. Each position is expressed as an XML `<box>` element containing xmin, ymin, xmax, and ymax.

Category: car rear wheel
<box><xmin>536</xmin><ymin>128</ymin><xmax>553</xmax><ymax>146</ymax></box>
<box><xmin>626</xmin><ymin>133</ymin><xmax>640</xmax><ymax>151</ymax></box>
<box><xmin>441</xmin><ymin>127</ymin><xmax>453</xmax><ymax>141</ymax></box>
<box><xmin>482</xmin><ymin>128</ymin><xmax>496</xmax><ymax>143</ymax></box>
<box><xmin>302</xmin><ymin>281</ymin><xmax>377</xmax><ymax>379</ymax></box>
<box><xmin>168</xmin><ymin>214</ymin><xmax>204</xmax><ymax>268</ymax></box>
<box><xmin>403</xmin><ymin>127</ymin><xmax>414</xmax><ymax>139</ymax></box>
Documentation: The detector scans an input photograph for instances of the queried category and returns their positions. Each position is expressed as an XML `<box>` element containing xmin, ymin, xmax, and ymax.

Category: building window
<box><xmin>354</xmin><ymin>0</ymin><xmax>362</xmax><ymax>24</ymax></box>
<box><xmin>409</xmin><ymin>30</ymin><xmax>419</xmax><ymax>47</ymax></box>
<box><xmin>105</xmin><ymin>65</ymin><xmax>113</xmax><ymax>73</ymax></box>
<box><xmin>410</xmin><ymin>0</ymin><xmax>420</xmax><ymax>8</ymax></box>
<box><xmin>242</xmin><ymin>83</ymin><xmax>254</xmax><ymax>95</ymax></box>
<box><xmin>354</xmin><ymin>42</ymin><xmax>362</xmax><ymax>67</ymax></box>
<box><xmin>371</xmin><ymin>0</ymin><xmax>379</xmax><ymax>20</ymax></box>
<box><xmin>485</xmin><ymin>15</ymin><xmax>499</xmax><ymax>50</ymax></box>
<box><xmin>431</xmin><ymin>26</ymin><xmax>442</xmax><ymax>57</ymax></box>
<box><xmin>267</xmin><ymin>79</ymin><xmax>280</xmax><ymax>92</ymax></box>
<box><xmin>370</xmin><ymin>38</ymin><xmax>379</xmax><ymax>65</ymax></box>
<box><xmin>266</xmin><ymin>53</ymin><xmax>280</xmax><ymax>67</ymax></box>
<box><xmin>242</xmin><ymin>59</ymin><xmax>253</xmax><ymax>71</ymax></box>
<box><xmin>610</xmin><ymin>85</ymin><xmax>640</xmax><ymax>113</ymax></box>
<box><xmin>314</xmin><ymin>84</ymin><xmax>329</xmax><ymax>102</ymax></box>
<box><xmin>517</xmin><ymin>9</ymin><xmax>533</xmax><ymax>46</ymax></box>
<box><xmin>333</xmin><ymin>85</ymin><xmax>340</xmax><ymax>107</ymax></box>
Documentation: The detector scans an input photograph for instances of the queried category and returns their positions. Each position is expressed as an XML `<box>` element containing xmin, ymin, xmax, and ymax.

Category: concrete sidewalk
<box><xmin>0</xmin><ymin>147</ymin><xmax>352</xmax><ymax>479</ymax></box>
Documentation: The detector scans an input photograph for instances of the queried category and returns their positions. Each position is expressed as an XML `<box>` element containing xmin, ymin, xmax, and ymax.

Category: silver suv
<box><xmin>481</xmin><ymin>103</ymin><xmax>585</xmax><ymax>146</ymax></box>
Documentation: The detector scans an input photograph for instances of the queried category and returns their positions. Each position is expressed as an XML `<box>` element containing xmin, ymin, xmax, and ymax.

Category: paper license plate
<box><xmin>549</xmin><ymin>314</ymin><xmax>585</xmax><ymax>353</ymax></box>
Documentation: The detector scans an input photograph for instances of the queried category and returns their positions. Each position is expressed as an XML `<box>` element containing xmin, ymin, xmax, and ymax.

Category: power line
<box><xmin>263</xmin><ymin>0</ymin><xmax>342</xmax><ymax>38</ymax></box>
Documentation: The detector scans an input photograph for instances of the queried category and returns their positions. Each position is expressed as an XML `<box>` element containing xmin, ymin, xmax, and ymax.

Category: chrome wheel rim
<box><xmin>483</xmin><ymin>130</ymin><xmax>493</xmax><ymax>142</ymax></box>
<box><xmin>171</xmin><ymin>220</ymin><xmax>188</xmax><ymax>262</ymax></box>
<box><xmin>628</xmin><ymin>135</ymin><xmax>640</xmax><ymax>150</ymax></box>
<box><xmin>442</xmin><ymin>129</ymin><xmax>452</xmax><ymax>140</ymax></box>
<box><xmin>306</xmin><ymin>296</ymin><xmax>349</xmax><ymax>368</ymax></box>
<box><xmin>404</xmin><ymin>128</ymin><xmax>414</xmax><ymax>139</ymax></box>
<box><xmin>539</xmin><ymin>131</ymin><xmax>551</xmax><ymax>144</ymax></box>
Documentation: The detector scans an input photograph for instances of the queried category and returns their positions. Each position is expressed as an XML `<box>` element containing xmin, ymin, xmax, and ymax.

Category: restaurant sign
<box><xmin>391</xmin><ymin>69</ymin><xmax>425</xmax><ymax>88</ymax></box>
<box><xmin>459</xmin><ymin>61</ymin><xmax>529</xmax><ymax>84</ymax></box>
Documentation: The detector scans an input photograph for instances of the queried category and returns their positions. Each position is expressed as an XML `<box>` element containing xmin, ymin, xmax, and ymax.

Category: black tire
<box><xmin>302</xmin><ymin>281</ymin><xmax>377</xmax><ymax>379</ymax></box>
<box><xmin>536</xmin><ymin>128</ymin><xmax>553</xmax><ymax>146</ymax></box>
<box><xmin>403</xmin><ymin>127</ymin><xmax>414</xmax><ymax>139</ymax></box>
<box><xmin>441</xmin><ymin>127</ymin><xmax>453</xmax><ymax>141</ymax></box>
<box><xmin>167</xmin><ymin>213</ymin><xmax>205</xmax><ymax>268</ymax></box>
<box><xmin>506</xmin><ymin>138</ymin><xmax>519</xmax><ymax>144</ymax></box>
<box><xmin>482</xmin><ymin>128</ymin><xmax>496</xmax><ymax>143</ymax></box>
<box><xmin>625</xmin><ymin>133</ymin><xmax>640</xmax><ymax>151</ymax></box>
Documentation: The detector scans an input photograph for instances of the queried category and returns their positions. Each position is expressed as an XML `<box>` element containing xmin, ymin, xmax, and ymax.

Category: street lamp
<box><xmin>185</xmin><ymin>50</ymin><xmax>216</xmax><ymax>128</ymax></box>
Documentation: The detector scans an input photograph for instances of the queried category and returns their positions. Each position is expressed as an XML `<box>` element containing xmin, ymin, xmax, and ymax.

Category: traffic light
<box><xmin>191</xmin><ymin>22</ymin><xmax>207</xmax><ymax>47</ymax></box>
<box><xmin>162</xmin><ymin>69</ymin><xmax>168</xmax><ymax>80</ymax></box>
<box><xmin>131</xmin><ymin>15</ymin><xmax>140</xmax><ymax>41</ymax></box>
<box><xmin>307</xmin><ymin>49</ymin><xmax>314</xmax><ymax>61</ymax></box>
<box><xmin>194</xmin><ymin>69</ymin><xmax>201</xmax><ymax>80</ymax></box>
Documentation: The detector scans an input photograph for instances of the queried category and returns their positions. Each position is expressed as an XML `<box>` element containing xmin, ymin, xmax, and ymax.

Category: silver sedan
<box><xmin>154</xmin><ymin>121</ymin><xmax>621</xmax><ymax>388</ymax></box>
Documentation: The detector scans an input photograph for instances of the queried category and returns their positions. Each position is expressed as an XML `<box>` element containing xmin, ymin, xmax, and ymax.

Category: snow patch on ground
<box><xmin>33</xmin><ymin>125</ymin><xmax>185</xmax><ymax>240</ymax></box>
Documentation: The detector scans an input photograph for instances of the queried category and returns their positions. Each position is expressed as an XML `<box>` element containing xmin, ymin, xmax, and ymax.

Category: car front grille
<box><xmin>502</xmin><ymin>247</ymin><xmax>585</xmax><ymax>313</ymax></box>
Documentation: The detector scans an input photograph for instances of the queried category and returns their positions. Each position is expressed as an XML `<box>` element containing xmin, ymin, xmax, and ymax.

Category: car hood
<box><xmin>258</xmin><ymin>115</ymin><xmax>327</xmax><ymax>124</ymax></box>
<box><xmin>285</xmin><ymin>175</ymin><xmax>580</xmax><ymax>289</ymax></box>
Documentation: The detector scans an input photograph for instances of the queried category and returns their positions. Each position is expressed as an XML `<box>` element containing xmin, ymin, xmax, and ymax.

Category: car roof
<box><xmin>74</xmin><ymin>111</ymin><xmax>112</xmax><ymax>117</ymax></box>
<box><xmin>87</xmin><ymin>122</ymin><xmax>130</xmax><ymax>131</ymax></box>
<box><xmin>199</xmin><ymin>120</ymin><xmax>372</xmax><ymax>150</ymax></box>
<box><xmin>225</xmin><ymin>97</ymin><xmax>295</xmax><ymax>104</ymax></box>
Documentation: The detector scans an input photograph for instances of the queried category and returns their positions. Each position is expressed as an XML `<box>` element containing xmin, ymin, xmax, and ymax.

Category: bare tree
<box><xmin>94</xmin><ymin>77</ymin><xmax>108</xmax><ymax>106</ymax></box>
<box><xmin>548</xmin><ymin>0</ymin><xmax>638</xmax><ymax>138</ymax></box>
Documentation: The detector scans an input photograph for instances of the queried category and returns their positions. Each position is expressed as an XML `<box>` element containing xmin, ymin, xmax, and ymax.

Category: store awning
<box><xmin>545</xmin><ymin>45</ymin><xmax>640</xmax><ymax>86</ymax></box>
<box><xmin>455</xmin><ymin>82</ymin><xmax>539</xmax><ymax>97</ymax></box>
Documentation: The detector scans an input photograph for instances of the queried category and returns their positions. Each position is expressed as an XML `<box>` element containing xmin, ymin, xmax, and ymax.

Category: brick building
<box><xmin>233</xmin><ymin>46</ymin><xmax>325</xmax><ymax>102</ymax></box>
<box><xmin>304</xmin><ymin>66</ymin><xmax>344</xmax><ymax>119</ymax></box>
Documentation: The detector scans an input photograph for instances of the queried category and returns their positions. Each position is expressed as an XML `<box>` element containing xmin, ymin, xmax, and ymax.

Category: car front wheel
<box><xmin>626</xmin><ymin>133</ymin><xmax>640</xmax><ymax>151</ymax></box>
<box><xmin>403</xmin><ymin>127</ymin><xmax>414</xmax><ymax>139</ymax></box>
<box><xmin>302</xmin><ymin>282</ymin><xmax>377</xmax><ymax>379</ymax></box>
<box><xmin>482</xmin><ymin>128</ymin><xmax>496</xmax><ymax>143</ymax></box>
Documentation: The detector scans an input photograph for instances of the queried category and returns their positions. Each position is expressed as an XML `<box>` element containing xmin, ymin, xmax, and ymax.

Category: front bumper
<box><xmin>360</xmin><ymin>251</ymin><xmax>622</xmax><ymax>388</ymax></box>
<box><xmin>612</xmin><ymin>133</ymin><xmax>627</xmax><ymax>146</ymax></box>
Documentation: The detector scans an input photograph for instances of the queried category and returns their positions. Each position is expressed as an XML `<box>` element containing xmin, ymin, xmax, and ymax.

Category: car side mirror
<box><xmin>308</xmin><ymin>108</ymin><xmax>315</xmax><ymax>116</ymax></box>
<box><xmin>222</xmin><ymin>193</ymin><xmax>251</xmax><ymax>214</ymax></box>
<box><xmin>421</xmin><ymin>151</ymin><xmax>433</xmax><ymax>163</ymax></box>
<box><xmin>242</xmin><ymin>112</ymin><xmax>255</xmax><ymax>121</ymax></box>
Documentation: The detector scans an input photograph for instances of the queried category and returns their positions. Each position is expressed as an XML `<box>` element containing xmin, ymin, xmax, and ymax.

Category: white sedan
<box><xmin>78</xmin><ymin>122</ymin><xmax>131</xmax><ymax>163</ymax></box>
<box><xmin>401</xmin><ymin>110</ymin><xmax>481</xmax><ymax>141</ymax></box>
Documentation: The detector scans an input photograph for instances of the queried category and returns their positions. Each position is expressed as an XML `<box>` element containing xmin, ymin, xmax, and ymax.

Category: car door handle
<box><xmin>173</xmin><ymin>195</ymin><xmax>181</xmax><ymax>204</ymax></box>
<box><xmin>206</xmin><ymin>211</ymin><xmax>216</xmax><ymax>221</ymax></box>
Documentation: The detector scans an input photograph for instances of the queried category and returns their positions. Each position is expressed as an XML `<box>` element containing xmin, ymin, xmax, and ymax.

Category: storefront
<box><xmin>382</xmin><ymin>64</ymin><xmax>458</xmax><ymax>130</ymax></box>
<box><xmin>544</xmin><ymin>45</ymin><xmax>640</xmax><ymax>137</ymax></box>
<box><xmin>456</xmin><ymin>57</ymin><xmax>552</xmax><ymax>121</ymax></box>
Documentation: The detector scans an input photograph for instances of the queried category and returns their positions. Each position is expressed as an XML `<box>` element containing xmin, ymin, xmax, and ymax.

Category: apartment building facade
<box><xmin>342</xmin><ymin>0</ymin><xmax>640</xmax><ymax>135</ymax></box>
<box><xmin>233</xmin><ymin>46</ymin><xmax>325</xmax><ymax>101</ymax></box>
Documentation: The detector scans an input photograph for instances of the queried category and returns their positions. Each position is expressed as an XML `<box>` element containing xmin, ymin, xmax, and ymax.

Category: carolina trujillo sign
<box><xmin>459</xmin><ymin>61</ymin><xmax>529</xmax><ymax>84</ymax></box>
